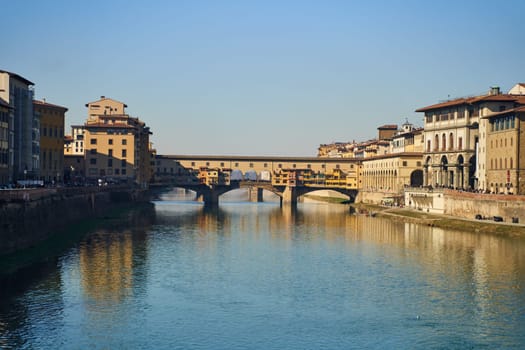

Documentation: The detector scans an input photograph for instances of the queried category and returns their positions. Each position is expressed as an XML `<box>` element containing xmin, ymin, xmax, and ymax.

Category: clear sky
<box><xmin>2</xmin><ymin>0</ymin><xmax>524</xmax><ymax>156</ymax></box>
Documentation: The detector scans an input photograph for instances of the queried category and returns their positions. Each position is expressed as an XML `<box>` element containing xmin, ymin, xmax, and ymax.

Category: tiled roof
<box><xmin>482</xmin><ymin>105</ymin><xmax>525</xmax><ymax>119</ymax></box>
<box><xmin>416</xmin><ymin>93</ymin><xmax>525</xmax><ymax>112</ymax></box>
<box><xmin>378</xmin><ymin>124</ymin><xmax>398</xmax><ymax>129</ymax></box>
<box><xmin>33</xmin><ymin>99</ymin><xmax>68</xmax><ymax>111</ymax></box>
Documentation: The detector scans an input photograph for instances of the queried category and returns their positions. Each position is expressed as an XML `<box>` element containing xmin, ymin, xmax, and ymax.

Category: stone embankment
<box><xmin>0</xmin><ymin>186</ymin><xmax>148</xmax><ymax>255</ymax></box>
<box><xmin>352</xmin><ymin>203</ymin><xmax>525</xmax><ymax>237</ymax></box>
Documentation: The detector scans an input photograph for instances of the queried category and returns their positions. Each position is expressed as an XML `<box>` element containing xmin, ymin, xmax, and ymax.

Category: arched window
<box><xmin>458</xmin><ymin>137</ymin><xmax>463</xmax><ymax>150</ymax></box>
<box><xmin>442</xmin><ymin>133</ymin><xmax>446</xmax><ymax>151</ymax></box>
<box><xmin>435</xmin><ymin>135</ymin><xmax>439</xmax><ymax>151</ymax></box>
<box><xmin>499</xmin><ymin>158</ymin><xmax>502</xmax><ymax>169</ymax></box>
<box><xmin>449</xmin><ymin>133</ymin><xmax>454</xmax><ymax>150</ymax></box>
<box><xmin>505</xmin><ymin>158</ymin><xmax>507</xmax><ymax>168</ymax></box>
<box><xmin>510</xmin><ymin>158</ymin><xmax>513</xmax><ymax>169</ymax></box>
<box><xmin>490</xmin><ymin>159</ymin><xmax>493</xmax><ymax>169</ymax></box>
<box><xmin>427</xmin><ymin>140</ymin><xmax>431</xmax><ymax>152</ymax></box>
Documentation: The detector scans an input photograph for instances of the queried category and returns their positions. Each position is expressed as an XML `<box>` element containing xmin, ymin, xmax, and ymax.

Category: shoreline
<box><xmin>350</xmin><ymin>203</ymin><xmax>525</xmax><ymax>238</ymax></box>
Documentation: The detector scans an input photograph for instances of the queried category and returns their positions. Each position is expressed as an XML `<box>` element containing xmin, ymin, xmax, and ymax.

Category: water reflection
<box><xmin>0</xmin><ymin>201</ymin><xmax>524</xmax><ymax>349</ymax></box>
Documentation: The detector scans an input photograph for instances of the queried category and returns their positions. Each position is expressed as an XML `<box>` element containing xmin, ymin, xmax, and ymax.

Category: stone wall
<box><xmin>0</xmin><ymin>188</ymin><xmax>147</xmax><ymax>255</ymax></box>
<box><xmin>443</xmin><ymin>190</ymin><xmax>525</xmax><ymax>223</ymax></box>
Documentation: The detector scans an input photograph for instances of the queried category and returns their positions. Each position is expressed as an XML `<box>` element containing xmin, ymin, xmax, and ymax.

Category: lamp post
<box><xmin>23</xmin><ymin>169</ymin><xmax>27</xmax><ymax>188</ymax></box>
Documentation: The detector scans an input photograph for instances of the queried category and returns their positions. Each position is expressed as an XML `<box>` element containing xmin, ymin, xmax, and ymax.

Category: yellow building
<box><xmin>83</xmin><ymin>97</ymin><xmax>152</xmax><ymax>187</ymax></box>
<box><xmin>361</xmin><ymin>153</ymin><xmax>423</xmax><ymax>194</ymax></box>
<box><xmin>0</xmin><ymin>98</ymin><xmax>11</xmax><ymax>185</ymax></box>
<box><xmin>483</xmin><ymin>105</ymin><xmax>525</xmax><ymax>194</ymax></box>
<box><xmin>34</xmin><ymin>99</ymin><xmax>67</xmax><ymax>184</ymax></box>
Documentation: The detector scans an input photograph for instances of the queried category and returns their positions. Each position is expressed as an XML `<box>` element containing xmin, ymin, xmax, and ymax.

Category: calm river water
<box><xmin>1</xmin><ymin>199</ymin><xmax>524</xmax><ymax>349</ymax></box>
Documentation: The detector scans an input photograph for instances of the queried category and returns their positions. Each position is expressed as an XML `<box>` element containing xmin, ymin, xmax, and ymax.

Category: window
<box><xmin>115</xmin><ymin>169</ymin><xmax>120</xmax><ymax>175</ymax></box>
<box><xmin>109</xmin><ymin>139</ymin><xmax>113</xmax><ymax>145</ymax></box>
<box><xmin>449</xmin><ymin>133</ymin><xmax>454</xmax><ymax>150</ymax></box>
<box><xmin>90</xmin><ymin>149</ymin><xmax>97</xmax><ymax>155</ymax></box>
<box><xmin>191</xmin><ymin>162</ymin><xmax>195</xmax><ymax>166</ymax></box>
<box><xmin>510</xmin><ymin>158</ymin><xmax>513</xmax><ymax>168</ymax></box>
<box><xmin>220</xmin><ymin>162</ymin><xmax>224</xmax><ymax>167</ymax></box>
<box><xmin>108</xmin><ymin>149</ymin><xmax>113</xmax><ymax>157</ymax></box>
<box><xmin>122</xmin><ymin>149</ymin><xmax>127</xmax><ymax>157</ymax></box>
<box><xmin>264</xmin><ymin>163</ymin><xmax>268</xmax><ymax>168</ymax></box>
<box><xmin>108</xmin><ymin>159</ymin><xmax>113</xmax><ymax>167</ymax></box>
<box><xmin>435</xmin><ymin>135</ymin><xmax>439</xmax><ymax>151</ymax></box>
<box><xmin>442</xmin><ymin>134</ymin><xmax>446</xmax><ymax>151</ymax></box>
<box><xmin>122</xmin><ymin>139</ymin><xmax>127</xmax><ymax>145</ymax></box>
<box><xmin>90</xmin><ymin>138</ymin><xmax>97</xmax><ymax>145</ymax></box>
<box><xmin>458</xmin><ymin>137</ymin><xmax>463</xmax><ymax>150</ymax></box>
<box><xmin>206</xmin><ymin>162</ymin><xmax>210</xmax><ymax>166</ymax></box>
<box><xmin>121</xmin><ymin>159</ymin><xmax>126</xmax><ymax>167</ymax></box>
<box><xmin>90</xmin><ymin>158</ymin><xmax>96</xmax><ymax>165</ymax></box>
<box><xmin>402</xmin><ymin>161</ymin><xmax>408</xmax><ymax>166</ymax></box>
<box><xmin>250</xmin><ymin>163</ymin><xmax>254</xmax><ymax>168</ymax></box>
<box><xmin>427</xmin><ymin>140</ymin><xmax>431</xmax><ymax>152</ymax></box>
<box><xmin>122</xmin><ymin>169</ymin><xmax>126</xmax><ymax>175</ymax></box>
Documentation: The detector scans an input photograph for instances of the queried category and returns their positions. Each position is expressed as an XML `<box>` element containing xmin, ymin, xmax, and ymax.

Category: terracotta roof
<box><xmin>416</xmin><ymin>93</ymin><xmax>525</xmax><ymax>112</ymax></box>
<box><xmin>33</xmin><ymin>99</ymin><xmax>68</xmax><ymax>111</ymax></box>
<box><xmin>482</xmin><ymin>105</ymin><xmax>525</xmax><ymax>119</ymax></box>
<box><xmin>85</xmin><ymin>97</ymin><xmax>128</xmax><ymax>108</ymax></box>
<box><xmin>84</xmin><ymin>123</ymin><xmax>134</xmax><ymax>129</ymax></box>
<box><xmin>377</xmin><ymin>124</ymin><xmax>398</xmax><ymax>129</ymax></box>
<box><xmin>0</xmin><ymin>69</ymin><xmax>34</xmax><ymax>85</ymax></box>
<box><xmin>64</xmin><ymin>135</ymin><xmax>73</xmax><ymax>141</ymax></box>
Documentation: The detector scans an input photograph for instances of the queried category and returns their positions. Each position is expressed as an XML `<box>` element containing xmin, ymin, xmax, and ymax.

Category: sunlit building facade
<box><xmin>83</xmin><ymin>97</ymin><xmax>152</xmax><ymax>187</ymax></box>
<box><xmin>34</xmin><ymin>100</ymin><xmax>67</xmax><ymax>183</ymax></box>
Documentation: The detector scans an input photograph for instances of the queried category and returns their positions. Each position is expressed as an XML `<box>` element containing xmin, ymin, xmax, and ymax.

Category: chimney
<box><xmin>490</xmin><ymin>86</ymin><xmax>500</xmax><ymax>95</ymax></box>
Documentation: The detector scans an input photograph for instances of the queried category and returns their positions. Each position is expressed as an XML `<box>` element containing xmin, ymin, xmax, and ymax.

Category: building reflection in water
<box><xmin>78</xmin><ymin>204</ymin><xmax>154</xmax><ymax>304</ymax></box>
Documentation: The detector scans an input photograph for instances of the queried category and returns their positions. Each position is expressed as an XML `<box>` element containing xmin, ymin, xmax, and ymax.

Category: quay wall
<box><xmin>443</xmin><ymin>190</ymin><xmax>525</xmax><ymax>223</ymax></box>
<box><xmin>0</xmin><ymin>187</ymin><xmax>147</xmax><ymax>255</ymax></box>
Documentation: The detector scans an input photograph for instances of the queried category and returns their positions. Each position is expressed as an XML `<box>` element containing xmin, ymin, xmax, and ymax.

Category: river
<box><xmin>1</xmin><ymin>198</ymin><xmax>524</xmax><ymax>349</ymax></box>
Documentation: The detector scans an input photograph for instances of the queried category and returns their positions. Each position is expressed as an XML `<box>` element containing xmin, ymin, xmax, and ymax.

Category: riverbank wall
<box><xmin>0</xmin><ymin>187</ymin><xmax>149</xmax><ymax>255</ymax></box>
<box><xmin>443</xmin><ymin>190</ymin><xmax>525</xmax><ymax>223</ymax></box>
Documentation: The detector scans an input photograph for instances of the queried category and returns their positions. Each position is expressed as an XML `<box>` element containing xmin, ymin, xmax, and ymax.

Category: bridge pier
<box><xmin>196</xmin><ymin>188</ymin><xmax>221</xmax><ymax>206</ymax></box>
<box><xmin>249</xmin><ymin>187</ymin><xmax>264</xmax><ymax>202</ymax></box>
<box><xmin>281</xmin><ymin>186</ymin><xmax>298</xmax><ymax>205</ymax></box>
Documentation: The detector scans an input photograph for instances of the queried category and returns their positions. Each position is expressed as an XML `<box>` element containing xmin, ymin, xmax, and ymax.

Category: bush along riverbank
<box><xmin>350</xmin><ymin>203</ymin><xmax>525</xmax><ymax>238</ymax></box>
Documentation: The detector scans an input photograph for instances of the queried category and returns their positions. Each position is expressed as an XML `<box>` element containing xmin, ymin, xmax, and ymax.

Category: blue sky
<box><xmin>2</xmin><ymin>0</ymin><xmax>524</xmax><ymax>156</ymax></box>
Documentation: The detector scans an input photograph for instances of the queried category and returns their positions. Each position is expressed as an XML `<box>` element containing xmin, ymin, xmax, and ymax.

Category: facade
<box><xmin>0</xmin><ymin>70</ymin><xmax>38</xmax><ymax>182</ymax></box>
<box><xmin>64</xmin><ymin>125</ymin><xmax>86</xmax><ymax>156</ymax></box>
<box><xmin>482</xmin><ymin>105</ymin><xmax>525</xmax><ymax>194</ymax></box>
<box><xmin>83</xmin><ymin>97</ymin><xmax>152</xmax><ymax>187</ymax></box>
<box><xmin>361</xmin><ymin>153</ymin><xmax>423</xmax><ymax>193</ymax></box>
<box><xmin>417</xmin><ymin>86</ymin><xmax>525</xmax><ymax>191</ymax></box>
<box><xmin>34</xmin><ymin>100</ymin><xmax>67</xmax><ymax>183</ymax></box>
<box><xmin>0</xmin><ymin>98</ymin><xmax>11</xmax><ymax>185</ymax></box>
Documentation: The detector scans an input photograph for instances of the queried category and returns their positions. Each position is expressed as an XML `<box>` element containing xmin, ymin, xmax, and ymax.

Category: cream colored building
<box><xmin>34</xmin><ymin>99</ymin><xmax>67</xmax><ymax>183</ymax></box>
<box><xmin>84</xmin><ymin>97</ymin><xmax>152</xmax><ymax>187</ymax></box>
<box><xmin>417</xmin><ymin>86</ymin><xmax>525</xmax><ymax>191</ymax></box>
<box><xmin>361</xmin><ymin>153</ymin><xmax>423</xmax><ymax>194</ymax></box>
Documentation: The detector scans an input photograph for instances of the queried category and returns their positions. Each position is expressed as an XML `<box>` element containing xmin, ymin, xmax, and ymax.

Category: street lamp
<box><xmin>23</xmin><ymin>169</ymin><xmax>27</xmax><ymax>188</ymax></box>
